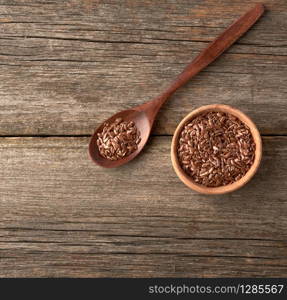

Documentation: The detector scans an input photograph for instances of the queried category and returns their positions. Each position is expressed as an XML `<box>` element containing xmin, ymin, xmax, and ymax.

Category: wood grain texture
<box><xmin>0</xmin><ymin>0</ymin><xmax>286</xmax><ymax>278</ymax></box>
<box><xmin>0</xmin><ymin>0</ymin><xmax>286</xmax><ymax>135</ymax></box>
<box><xmin>0</xmin><ymin>136</ymin><xmax>286</xmax><ymax>277</ymax></box>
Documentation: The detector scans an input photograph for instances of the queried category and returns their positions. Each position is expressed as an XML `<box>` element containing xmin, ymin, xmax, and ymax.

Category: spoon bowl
<box><xmin>89</xmin><ymin>109</ymin><xmax>151</xmax><ymax>168</ymax></box>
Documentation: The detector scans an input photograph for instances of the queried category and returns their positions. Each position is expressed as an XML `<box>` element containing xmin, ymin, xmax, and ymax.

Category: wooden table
<box><xmin>0</xmin><ymin>0</ymin><xmax>286</xmax><ymax>277</ymax></box>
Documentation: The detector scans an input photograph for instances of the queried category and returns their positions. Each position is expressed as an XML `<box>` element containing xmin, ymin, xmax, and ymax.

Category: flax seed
<box><xmin>177</xmin><ymin>111</ymin><xmax>255</xmax><ymax>187</ymax></box>
<box><xmin>97</xmin><ymin>118</ymin><xmax>141</xmax><ymax>160</ymax></box>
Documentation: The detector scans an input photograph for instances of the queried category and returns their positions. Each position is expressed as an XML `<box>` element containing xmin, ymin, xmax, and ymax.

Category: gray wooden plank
<box><xmin>0</xmin><ymin>136</ymin><xmax>286</xmax><ymax>277</ymax></box>
<box><xmin>0</xmin><ymin>0</ymin><xmax>286</xmax><ymax>135</ymax></box>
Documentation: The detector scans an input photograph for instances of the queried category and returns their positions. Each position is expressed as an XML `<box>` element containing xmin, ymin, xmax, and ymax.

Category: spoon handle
<box><xmin>157</xmin><ymin>3</ymin><xmax>264</xmax><ymax>103</ymax></box>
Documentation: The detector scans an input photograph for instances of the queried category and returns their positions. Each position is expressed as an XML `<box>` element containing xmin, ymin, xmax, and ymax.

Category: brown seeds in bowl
<box><xmin>177</xmin><ymin>111</ymin><xmax>256</xmax><ymax>187</ymax></box>
<box><xmin>97</xmin><ymin>118</ymin><xmax>141</xmax><ymax>160</ymax></box>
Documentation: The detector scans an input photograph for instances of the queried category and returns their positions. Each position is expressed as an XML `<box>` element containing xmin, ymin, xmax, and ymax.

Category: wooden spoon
<box><xmin>89</xmin><ymin>3</ymin><xmax>264</xmax><ymax>168</ymax></box>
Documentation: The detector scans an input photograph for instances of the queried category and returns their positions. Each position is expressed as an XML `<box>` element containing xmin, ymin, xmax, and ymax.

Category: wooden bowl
<box><xmin>171</xmin><ymin>104</ymin><xmax>262</xmax><ymax>194</ymax></box>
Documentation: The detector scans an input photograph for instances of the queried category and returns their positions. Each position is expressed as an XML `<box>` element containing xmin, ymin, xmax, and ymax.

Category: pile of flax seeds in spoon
<box><xmin>97</xmin><ymin>118</ymin><xmax>141</xmax><ymax>160</ymax></box>
<box><xmin>177</xmin><ymin>111</ymin><xmax>256</xmax><ymax>187</ymax></box>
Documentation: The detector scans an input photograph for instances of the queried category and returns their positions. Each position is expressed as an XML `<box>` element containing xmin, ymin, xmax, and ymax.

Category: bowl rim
<box><xmin>171</xmin><ymin>104</ymin><xmax>262</xmax><ymax>194</ymax></box>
